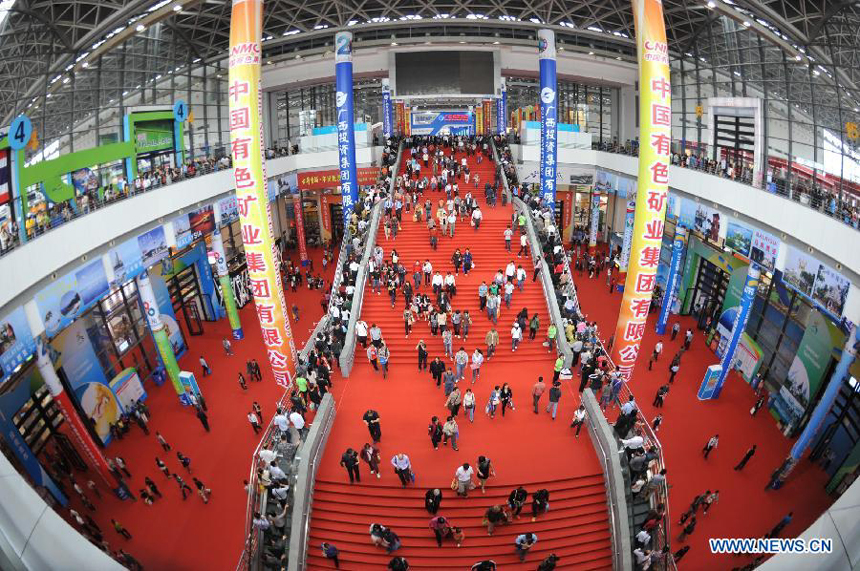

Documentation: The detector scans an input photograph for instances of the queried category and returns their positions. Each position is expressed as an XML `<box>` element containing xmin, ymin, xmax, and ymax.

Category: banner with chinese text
<box><xmin>538</xmin><ymin>29</ymin><xmax>558</xmax><ymax>209</ymax></box>
<box><xmin>298</xmin><ymin>167</ymin><xmax>377</xmax><ymax>190</ymax></box>
<box><xmin>335</xmin><ymin>31</ymin><xmax>359</xmax><ymax>225</ymax></box>
<box><xmin>610</xmin><ymin>0</ymin><xmax>671</xmax><ymax>380</ymax></box>
<box><xmin>229</xmin><ymin>0</ymin><xmax>297</xmax><ymax>388</ymax></box>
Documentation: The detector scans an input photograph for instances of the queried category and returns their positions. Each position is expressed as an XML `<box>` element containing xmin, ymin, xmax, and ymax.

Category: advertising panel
<box><xmin>333</xmin><ymin>31</ymin><xmax>360</xmax><ymax>224</ymax></box>
<box><xmin>137</xmin><ymin>225</ymin><xmax>169</xmax><ymax>268</ymax></box>
<box><xmin>35</xmin><ymin>259</ymin><xmax>109</xmax><ymax>338</ymax></box>
<box><xmin>678</xmin><ymin>198</ymin><xmax>724</xmax><ymax>244</ymax></box>
<box><xmin>410</xmin><ymin>112</ymin><xmax>474</xmax><ymax>136</ymax></box>
<box><xmin>229</xmin><ymin>0</ymin><xmax>298</xmax><ymax>389</ymax></box>
<box><xmin>538</xmin><ymin>29</ymin><xmax>558</xmax><ymax>209</ymax></box>
<box><xmin>725</xmin><ymin>219</ymin><xmax>780</xmax><ymax>271</ymax></box>
<box><xmin>107</xmin><ymin>238</ymin><xmax>145</xmax><ymax>288</ymax></box>
<box><xmin>610</xmin><ymin>0</ymin><xmax>672</xmax><ymax>380</ymax></box>
<box><xmin>108</xmin><ymin>367</ymin><xmax>146</xmax><ymax>411</ymax></box>
<box><xmin>218</xmin><ymin>195</ymin><xmax>239</xmax><ymax>226</ymax></box>
<box><xmin>783</xmin><ymin>246</ymin><xmax>850</xmax><ymax>318</ymax></box>
<box><xmin>298</xmin><ymin>167</ymin><xmax>377</xmax><ymax>190</ymax></box>
<box><xmin>133</xmin><ymin>119</ymin><xmax>175</xmax><ymax>155</ymax></box>
<box><xmin>0</xmin><ymin>306</ymin><xmax>36</xmax><ymax>384</ymax></box>
<box><xmin>0</xmin><ymin>148</ymin><xmax>10</xmax><ymax>205</ymax></box>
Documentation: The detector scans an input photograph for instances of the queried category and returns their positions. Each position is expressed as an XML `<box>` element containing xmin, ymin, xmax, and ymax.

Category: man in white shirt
<box><xmin>273</xmin><ymin>410</ymin><xmax>290</xmax><ymax>434</ymax></box>
<box><xmin>268</xmin><ymin>462</ymin><xmax>287</xmax><ymax>482</ymax></box>
<box><xmin>504</xmin><ymin>226</ymin><xmax>513</xmax><ymax>250</ymax></box>
<box><xmin>504</xmin><ymin>281</ymin><xmax>515</xmax><ymax>308</ymax></box>
<box><xmin>511</xmin><ymin>322</ymin><xmax>523</xmax><ymax>351</ymax></box>
<box><xmin>258</xmin><ymin>444</ymin><xmax>279</xmax><ymax>465</ymax></box>
<box><xmin>447</xmin><ymin>212</ymin><xmax>456</xmax><ymax>238</ymax></box>
<box><xmin>423</xmin><ymin>260</ymin><xmax>433</xmax><ymax>286</ymax></box>
<box><xmin>570</xmin><ymin>405</ymin><xmax>587</xmax><ymax>438</ymax></box>
<box><xmin>518</xmin><ymin>233</ymin><xmax>528</xmax><ymax>257</ymax></box>
<box><xmin>620</xmin><ymin>396</ymin><xmax>637</xmax><ymax>416</ymax></box>
<box><xmin>505</xmin><ymin>261</ymin><xmax>516</xmax><ymax>282</ymax></box>
<box><xmin>289</xmin><ymin>409</ymin><xmax>305</xmax><ymax>443</ymax></box>
<box><xmin>471</xmin><ymin>207</ymin><xmax>482</xmax><ymax>231</ymax></box>
<box><xmin>355</xmin><ymin>320</ymin><xmax>368</xmax><ymax>347</ymax></box>
<box><xmin>391</xmin><ymin>453</ymin><xmax>412</xmax><ymax>487</ymax></box>
<box><xmin>454</xmin><ymin>462</ymin><xmax>474</xmax><ymax>496</ymax></box>
<box><xmin>432</xmin><ymin>272</ymin><xmax>444</xmax><ymax>295</ymax></box>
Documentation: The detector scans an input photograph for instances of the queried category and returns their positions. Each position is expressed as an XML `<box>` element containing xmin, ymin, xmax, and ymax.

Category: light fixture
<box><xmin>795</xmin><ymin>54</ymin><xmax>802</xmax><ymax>61</ymax></box>
<box><xmin>267</xmin><ymin>60</ymin><xmax>273</xmax><ymax>65</ymax></box>
<box><xmin>136</xmin><ymin>24</ymin><xmax>146</xmax><ymax>32</ymax></box>
<box><xmin>391</xmin><ymin>42</ymin><xmax>398</xmax><ymax>46</ymax></box>
<box><xmin>173</xmin><ymin>3</ymin><xmax>182</xmax><ymax>11</ymax></box>
<box><xmin>707</xmin><ymin>1</ymin><xmax>715</xmax><ymax>7</ymax></box>
<box><xmin>81</xmin><ymin>62</ymin><xmax>89</xmax><ymax>68</ymax></box>
<box><xmin>588</xmin><ymin>51</ymin><xmax>594</xmax><ymax>55</ymax></box>
<box><xmin>742</xmin><ymin>21</ymin><xmax>751</xmax><ymax>27</ymax></box>
<box><xmin>492</xmin><ymin>41</ymin><xmax>499</xmax><ymax>45</ymax></box>
<box><xmin>616</xmin><ymin>56</ymin><xmax>622</xmax><ymax>60</ymax></box>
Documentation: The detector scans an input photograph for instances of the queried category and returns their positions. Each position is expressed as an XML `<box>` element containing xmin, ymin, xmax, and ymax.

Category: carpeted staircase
<box><xmin>306</xmin><ymin>141</ymin><xmax>613</xmax><ymax>570</ymax></box>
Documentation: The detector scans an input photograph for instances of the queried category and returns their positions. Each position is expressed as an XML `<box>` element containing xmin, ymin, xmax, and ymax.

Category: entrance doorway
<box><xmin>687</xmin><ymin>256</ymin><xmax>730</xmax><ymax>327</ymax></box>
<box><xmin>168</xmin><ymin>265</ymin><xmax>209</xmax><ymax>336</ymax></box>
<box><xmin>329</xmin><ymin>202</ymin><xmax>344</xmax><ymax>243</ymax></box>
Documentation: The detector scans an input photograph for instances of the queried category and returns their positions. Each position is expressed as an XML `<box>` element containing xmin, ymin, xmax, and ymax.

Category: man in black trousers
<box><xmin>734</xmin><ymin>444</ymin><xmax>757</xmax><ymax>471</ymax></box>
<box><xmin>340</xmin><ymin>448</ymin><xmax>360</xmax><ymax>483</ymax></box>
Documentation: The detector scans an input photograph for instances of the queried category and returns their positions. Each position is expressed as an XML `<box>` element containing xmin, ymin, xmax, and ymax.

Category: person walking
<box><xmin>702</xmin><ymin>490</ymin><xmax>719</xmax><ymax>514</ymax></box>
<box><xmin>545</xmin><ymin>381</ymin><xmax>562</xmax><ymax>420</ymax></box>
<box><xmin>678</xmin><ymin>516</ymin><xmax>696</xmax><ymax>542</ymax></box>
<box><xmin>111</xmin><ymin>519</ymin><xmax>132</xmax><ymax>540</ymax></box>
<box><xmin>471</xmin><ymin>349</ymin><xmax>484</xmax><ymax>383</ymax></box>
<box><xmin>684</xmin><ymin>328</ymin><xmax>693</xmax><ymax>349</ymax></box>
<box><xmin>510</xmin><ymin>322</ymin><xmax>522</xmax><ymax>351</ymax></box>
<box><xmin>653</xmin><ymin>384</ymin><xmax>669</xmax><ymax>408</ymax></box>
<box><xmin>363</xmin><ymin>409</ymin><xmax>382</xmax><ymax>443</ymax></box>
<box><xmin>429</xmin><ymin>357</ymin><xmax>445</xmax><ymax>386</ymax></box>
<box><xmin>391</xmin><ymin>453</ymin><xmax>413</xmax><ymax>487</ymax></box>
<box><xmin>196</xmin><ymin>407</ymin><xmax>210</xmax><ymax>432</ymax></box>
<box><xmin>485</xmin><ymin>327</ymin><xmax>499</xmax><ymax>360</ymax></box>
<box><xmin>475</xmin><ymin>455</ymin><xmax>495</xmax><ymax>493</ymax></box>
<box><xmin>442</xmin><ymin>416</ymin><xmax>459</xmax><ymax>451</ymax></box>
<box><xmin>115</xmin><ymin>457</ymin><xmax>131</xmax><ymax>478</ymax></box>
<box><xmin>144</xmin><ymin>476</ymin><xmax>162</xmax><ymax>499</ymax></box>
<box><xmin>668</xmin><ymin>362</ymin><xmax>680</xmax><ymax>383</ymax></box>
<box><xmin>552</xmin><ymin>354</ymin><xmax>564</xmax><ymax>383</ymax></box>
<box><xmin>499</xmin><ymin>383</ymin><xmax>514</xmax><ymax>416</ymax></box>
<box><xmin>532</xmin><ymin>376</ymin><xmax>546</xmax><ymax>414</ymax></box>
<box><xmin>429</xmin><ymin>516</ymin><xmax>450</xmax><ymax>547</ymax></box>
<box><xmin>734</xmin><ymin>445</ymin><xmax>757</xmax><ymax>471</ymax></box>
<box><xmin>570</xmin><ymin>405</ymin><xmax>587</xmax><ymax>438</ymax></box>
<box><xmin>193</xmin><ymin>477</ymin><xmax>211</xmax><ymax>503</ymax></box>
<box><xmin>367</xmin><ymin>344</ymin><xmax>379</xmax><ymax>371</ymax></box>
<box><xmin>155</xmin><ymin>457</ymin><xmax>170</xmax><ymax>478</ymax></box>
<box><xmin>671</xmin><ymin>322</ymin><xmax>680</xmax><ymax>341</ymax></box>
<box><xmin>428</xmin><ymin>416</ymin><xmax>444</xmax><ymax>450</ymax></box>
<box><xmin>361</xmin><ymin>443</ymin><xmax>382</xmax><ymax>479</ymax></box>
<box><xmin>463</xmin><ymin>388</ymin><xmax>476</xmax><ymax>423</ymax></box>
<box><xmin>508</xmin><ymin>486</ymin><xmax>528</xmax><ymax>518</ymax></box>
<box><xmin>320</xmin><ymin>542</ymin><xmax>340</xmax><ymax>569</ymax></box>
<box><xmin>248</xmin><ymin>411</ymin><xmax>261</xmax><ymax>434</ymax></box>
<box><xmin>514</xmin><ymin>532</ymin><xmax>538</xmax><ymax>562</ymax></box>
<box><xmin>222</xmin><ymin>338</ymin><xmax>233</xmax><ymax>356</ymax></box>
<box><xmin>454</xmin><ymin>462</ymin><xmax>474</xmax><ymax>497</ymax></box>
<box><xmin>176</xmin><ymin>451</ymin><xmax>192</xmax><ymax>472</ymax></box>
<box><xmin>454</xmin><ymin>347</ymin><xmax>468</xmax><ymax>380</ymax></box>
<box><xmin>199</xmin><ymin>356</ymin><xmax>211</xmax><ymax>377</ymax></box>
<box><xmin>765</xmin><ymin>512</ymin><xmax>793</xmax><ymax>538</ymax></box>
<box><xmin>446</xmin><ymin>387</ymin><xmax>462</xmax><ymax>418</ymax></box>
<box><xmin>425</xmin><ymin>488</ymin><xmax>442</xmax><ymax>514</ymax></box>
<box><xmin>702</xmin><ymin>434</ymin><xmax>719</xmax><ymax>459</ymax></box>
<box><xmin>340</xmin><ymin>448</ymin><xmax>360</xmax><ymax>484</ymax></box>
<box><xmin>416</xmin><ymin>340</ymin><xmax>428</xmax><ymax>371</ymax></box>
<box><xmin>156</xmin><ymin>431</ymin><xmax>171</xmax><ymax>451</ymax></box>
<box><xmin>378</xmin><ymin>343</ymin><xmax>390</xmax><ymax>379</ymax></box>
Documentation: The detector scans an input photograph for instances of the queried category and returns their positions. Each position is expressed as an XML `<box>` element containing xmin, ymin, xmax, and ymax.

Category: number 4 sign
<box><xmin>8</xmin><ymin>115</ymin><xmax>32</xmax><ymax>150</ymax></box>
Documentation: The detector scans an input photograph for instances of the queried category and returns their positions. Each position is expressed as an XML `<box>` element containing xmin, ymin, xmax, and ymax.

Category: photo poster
<box><xmin>0</xmin><ymin>368</ymin><xmax>68</xmax><ymax>505</ymax></box>
<box><xmin>0</xmin><ymin>306</ymin><xmax>36</xmax><ymax>384</ymax></box>
<box><xmin>725</xmin><ymin>220</ymin><xmax>780</xmax><ymax>272</ymax></box>
<box><xmin>188</xmin><ymin>205</ymin><xmax>215</xmax><ymax>243</ymax></box>
<box><xmin>218</xmin><ymin>195</ymin><xmax>239</xmax><ymax>226</ymax></box>
<box><xmin>108</xmin><ymin>367</ymin><xmax>146</xmax><ymax>411</ymax></box>
<box><xmin>107</xmin><ymin>237</ymin><xmax>145</xmax><ymax>289</ymax></box>
<box><xmin>735</xmin><ymin>333</ymin><xmax>763</xmax><ymax>382</ymax></box>
<box><xmin>146</xmin><ymin>271</ymin><xmax>187</xmax><ymax>358</ymax></box>
<box><xmin>594</xmin><ymin>169</ymin><xmax>618</xmax><ymax>193</ymax></box>
<box><xmin>717</xmin><ymin>257</ymin><xmax>751</xmax><ymax>328</ymax></box>
<box><xmin>51</xmin><ymin>320</ymin><xmax>118</xmax><ymax>446</ymax></box>
<box><xmin>678</xmin><ymin>198</ymin><xmax>725</xmax><ymax>245</ymax></box>
<box><xmin>137</xmin><ymin>225</ymin><xmax>169</xmax><ymax>268</ymax></box>
<box><xmin>35</xmin><ymin>259</ymin><xmax>109</xmax><ymax>338</ymax></box>
<box><xmin>665</xmin><ymin>192</ymin><xmax>680</xmax><ymax>222</ymax></box>
<box><xmin>173</xmin><ymin>213</ymin><xmax>193</xmax><ymax>249</ymax></box>
<box><xmin>782</xmin><ymin>246</ymin><xmax>851</xmax><ymax>319</ymax></box>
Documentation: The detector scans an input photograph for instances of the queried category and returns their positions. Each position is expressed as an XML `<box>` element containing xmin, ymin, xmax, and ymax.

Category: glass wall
<box><xmin>272</xmin><ymin>78</ymin><xmax>384</xmax><ymax>148</ymax></box>
<box><xmin>505</xmin><ymin>77</ymin><xmax>615</xmax><ymax>144</ymax></box>
<box><xmin>670</xmin><ymin>12</ymin><xmax>860</xmax><ymax>215</ymax></box>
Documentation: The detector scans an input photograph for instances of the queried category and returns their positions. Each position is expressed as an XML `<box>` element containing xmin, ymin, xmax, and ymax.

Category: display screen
<box><xmin>395</xmin><ymin>52</ymin><xmax>494</xmax><ymax>96</ymax></box>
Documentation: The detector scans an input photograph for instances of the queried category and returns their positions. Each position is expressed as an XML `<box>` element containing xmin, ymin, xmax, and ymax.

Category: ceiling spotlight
<box><xmin>136</xmin><ymin>24</ymin><xmax>146</xmax><ymax>32</ymax></box>
<box><xmin>616</xmin><ymin>56</ymin><xmax>622</xmax><ymax>60</ymax></box>
<box><xmin>492</xmin><ymin>41</ymin><xmax>499</xmax><ymax>45</ymax></box>
<box><xmin>173</xmin><ymin>4</ymin><xmax>182</xmax><ymax>11</ymax></box>
<box><xmin>391</xmin><ymin>42</ymin><xmax>398</xmax><ymax>46</ymax></box>
<box><xmin>81</xmin><ymin>62</ymin><xmax>89</xmax><ymax>68</ymax></box>
<box><xmin>795</xmin><ymin>54</ymin><xmax>802</xmax><ymax>61</ymax></box>
<box><xmin>742</xmin><ymin>21</ymin><xmax>751</xmax><ymax>27</ymax></box>
<box><xmin>707</xmin><ymin>1</ymin><xmax>715</xmax><ymax>7</ymax></box>
<box><xmin>588</xmin><ymin>51</ymin><xmax>594</xmax><ymax>55</ymax></box>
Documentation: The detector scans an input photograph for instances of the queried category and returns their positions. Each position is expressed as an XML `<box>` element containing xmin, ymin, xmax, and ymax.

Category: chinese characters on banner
<box><xmin>382</xmin><ymin>79</ymin><xmax>393</xmax><ymax>138</ymax></box>
<box><xmin>320</xmin><ymin>193</ymin><xmax>331</xmax><ymax>236</ymax></box>
<box><xmin>497</xmin><ymin>78</ymin><xmax>507</xmax><ymax>135</ymax></box>
<box><xmin>538</xmin><ymin>29</ymin><xmax>558</xmax><ymax>210</ymax></box>
<box><xmin>229</xmin><ymin>0</ymin><xmax>297</xmax><ymax>389</ymax></box>
<box><xmin>297</xmin><ymin>167</ymin><xmax>378</xmax><ymax>190</ymax></box>
<box><xmin>292</xmin><ymin>193</ymin><xmax>308</xmax><ymax>264</ymax></box>
<box><xmin>610</xmin><ymin>0</ymin><xmax>672</xmax><ymax>380</ymax></box>
<box><xmin>334</xmin><ymin>31</ymin><xmax>359</xmax><ymax>227</ymax></box>
<box><xmin>475</xmin><ymin>106</ymin><xmax>484</xmax><ymax>136</ymax></box>
<box><xmin>483</xmin><ymin>100</ymin><xmax>493</xmax><ymax>135</ymax></box>
<box><xmin>404</xmin><ymin>105</ymin><xmax>412</xmax><ymax>136</ymax></box>
<box><xmin>618</xmin><ymin>191</ymin><xmax>636</xmax><ymax>272</ymax></box>
<box><xmin>588</xmin><ymin>192</ymin><xmax>601</xmax><ymax>253</ymax></box>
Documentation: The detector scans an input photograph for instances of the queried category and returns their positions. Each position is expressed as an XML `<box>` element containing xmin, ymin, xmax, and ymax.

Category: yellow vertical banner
<box><xmin>476</xmin><ymin>106</ymin><xmax>483</xmax><ymax>135</ymax></box>
<box><xmin>404</xmin><ymin>105</ymin><xmax>411</xmax><ymax>136</ymax></box>
<box><xmin>610</xmin><ymin>0</ymin><xmax>671</xmax><ymax>380</ymax></box>
<box><xmin>229</xmin><ymin>0</ymin><xmax>297</xmax><ymax>388</ymax></box>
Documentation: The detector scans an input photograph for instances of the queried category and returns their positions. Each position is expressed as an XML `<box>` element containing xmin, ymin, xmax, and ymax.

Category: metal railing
<box><xmin>594</xmin><ymin>141</ymin><xmax>860</xmax><ymax>233</ymax></box>
<box><xmin>237</xmin><ymin>315</ymin><xmax>330</xmax><ymax>571</ymax></box>
<box><xmin>339</xmin><ymin>140</ymin><xmax>404</xmax><ymax>376</ymax></box>
<box><xmin>287</xmin><ymin>391</ymin><xmax>336</xmax><ymax>571</ymax></box>
<box><xmin>582</xmin><ymin>387</ymin><xmax>633</xmax><ymax>571</ymax></box>
<box><xmin>0</xmin><ymin>157</ymin><xmax>233</xmax><ymax>258</ymax></box>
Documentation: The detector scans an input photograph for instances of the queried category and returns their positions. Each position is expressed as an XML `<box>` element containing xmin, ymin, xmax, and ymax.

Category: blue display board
<box><xmin>0</xmin><ymin>306</ymin><xmax>36</xmax><ymax>384</ymax></box>
<box><xmin>410</xmin><ymin>112</ymin><xmax>474</xmax><ymax>136</ymax></box>
<box><xmin>35</xmin><ymin>259</ymin><xmax>109</xmax><ymax>338</ymax></box>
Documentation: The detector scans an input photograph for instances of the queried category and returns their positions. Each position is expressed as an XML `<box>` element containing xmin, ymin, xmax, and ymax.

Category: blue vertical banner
<box><xmin>382</xmin><ymin>78</ymin><xmax>393</xmax><ymax>139</ymax></box>
<box><xmin>497</xmin><ymin>78</ymin><xmax>507</xmax><ymax>135</ymax></box>
<box><xmin>538</xmin><ymin>29</ymin><xmax>557</xmax><ymax>210</ymax></box>
<box><xmin>699</xmin><ymin>265</ymin><xmax>760</xmax><ymax>399</ymax></box>
<box><xmin>656</xmin><ymin>226</ymin><xmax>686</xmax><ymax>334</ymax></box>
<box><xmin>334</xmin><ymin>31</ymin><xmax>359</xmax><ymax>227</ymax></box>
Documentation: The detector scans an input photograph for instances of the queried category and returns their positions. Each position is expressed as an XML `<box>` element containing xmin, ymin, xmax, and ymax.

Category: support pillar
<box><xmin>697</xmin><ymin>265</ymin><xmax>760</xmax><ymax>400</ymax></box>
<box><xmin>655</xmin><ymin>226</ymin><xmax>686</xmax><ymax>333</ymax></box>
<box><xmin>610</xmin><ymin>0</ymin><xmax>672</xmax><ymax>381</ymax></box>
<box><xmin>538</xmin><ymin>29</ymin><xmax>558</xmax><ymax>210</ymax></box>
<box><xmin>771</xmin><ymin>326</ymin><xmax>860</xmax><ymax>489</ymax></box>
<box><xmin>137</xmin><ymin>273</ymin><xmax>183</xmax><ymax>395</ymax></box>
<box><xmin>229</xmin><ymin>0</ymin><xmax>298</xmax><ymax>388</ymax></box>
<box><xmin>335</xmin><ymin>31</ymin><xmax>359</xmax><ymax>227</ymax></box>
<box><xmin>209</xmin><ymin>230</ymin><xmax>244</xmax><ymax>339</ymax></box>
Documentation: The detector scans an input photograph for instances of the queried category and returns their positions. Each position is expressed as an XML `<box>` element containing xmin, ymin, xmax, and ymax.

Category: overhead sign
<box><xmin>298</xmin><ymin>167</ymin><xmax>377</xmax><ymax>190</ymax></box>
<box><xmin>410</xmin><ymin>112</ymin><xmax>474</xmax><ymax>136</ymax></box>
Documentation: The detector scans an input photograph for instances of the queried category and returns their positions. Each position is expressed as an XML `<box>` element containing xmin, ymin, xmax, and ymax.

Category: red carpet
<box><xmin>307</xmin><ymin>146</ymin><xmax>612</xmax><ymax>569</ymax></box>
<box><xmin>56</xmin><ymin>246</ymin><xmax>340</xmax><ymax>570</ymax></box>
<box><xmin>573</xmin><ymin>254</ymin><xmax>834</xmax><ymax>569</ymax></box>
